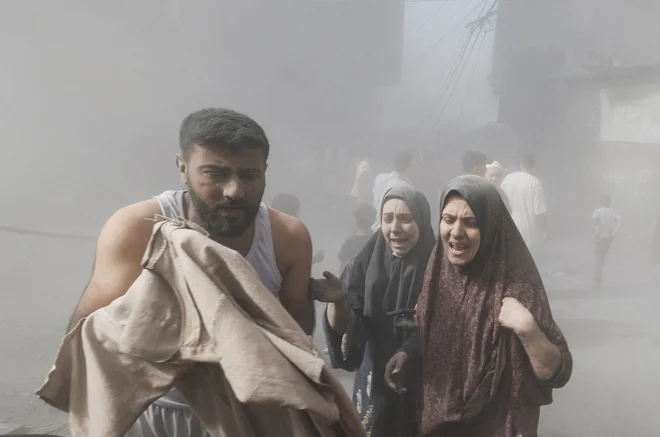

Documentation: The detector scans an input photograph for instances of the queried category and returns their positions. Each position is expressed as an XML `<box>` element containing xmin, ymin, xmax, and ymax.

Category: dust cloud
<box><xmin>0</xmin><ymin>1</ymin><xmax>657</xmax><ymax>436</ymax></box>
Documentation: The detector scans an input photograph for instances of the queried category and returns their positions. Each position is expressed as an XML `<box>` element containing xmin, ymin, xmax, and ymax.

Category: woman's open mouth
<box><xmin>449</xmin><ymin>242</ymin><xmax>469</xmax><ymax>256</ymax></box>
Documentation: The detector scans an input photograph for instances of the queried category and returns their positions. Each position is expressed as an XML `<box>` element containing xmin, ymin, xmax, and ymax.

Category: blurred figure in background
<box><xmin>485</xmin><ymin>160</ymin><xmax>504</xmax><ymax>186</ymax></box>
<box><xmin>501</xmin><ymin>154</ymin><xmax>548</xmax><ymax>249</ymax></box>
<box><xmin>461</xmin><ymin>150</ymin><xmax>488</xmax><ymax>177</ymax></box>
<box><xmin>372</xmin><ymin>150</ymin><xmax>413</xmax><ymax>231</ymax></box>
<box><xmin>272</xmin><ymin>193</ymin><xmax>301</xmax><ymax>218</ymax></box>
<box><xmin>463</xmin><ymin>152</ymin><xmax>511</xmax><ymax>212</ymax></box>
<box><xmin>272</xmin><ymin>193</ymin><xmax>325</xmax><ymax>265</ymax></box>
<box><xmin>338</xmin><ymin>203</ymin><xmax>377</xmax><ymax>272</ymax></box>
<box><xmin>350</xmin><ymin>147</ymin><xmax>374</xmax><ymax>205</ymax></box>
<box><xmin>486</xmin><ymin>160</ymin><xmax>511</xmax><ymax>213</ymax></box>
<box><xmin>592</xmin><ymin>194</ymin><xmax>623</xmax><ymax>288</ymax></box>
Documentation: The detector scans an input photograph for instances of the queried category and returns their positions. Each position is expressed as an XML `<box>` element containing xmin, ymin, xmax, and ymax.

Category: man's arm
<box><xmin>614</xmin><ymin>213</ymin><xmax>623</xmax><ymax>236</ymax></box>
<box><xmin>67</xmin><ymin>200</ymin><xmax>159</xmax><ymax>331</ymax></box>
<box><xmin>533</xmin><ymin>181</ymin><xmax>549</xmax><ymax>238</ymax></box>
<box><xmin>273</xmin><ymin>213</ymin><xmax>315</xmax><ymax>335</ymax></box>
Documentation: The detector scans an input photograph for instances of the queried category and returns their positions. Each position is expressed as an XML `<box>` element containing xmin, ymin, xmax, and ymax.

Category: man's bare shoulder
<box><xmin>268</xmin><ymin>208</ymin><xmax>312</xmax><ymax>264</ymax></box>
<box><xmin>100</xmin><ymin>199</ymin><xmax>162</xmax><ymax>243</ymax></box>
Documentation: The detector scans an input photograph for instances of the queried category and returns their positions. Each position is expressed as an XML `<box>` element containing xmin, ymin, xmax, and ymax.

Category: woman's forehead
<box><xmin>382</xmin><ymin>197</ymin><xmax>412</xmax><ymax>213</ymax></box>
<box><xmin>442</xmin><ymin>194</ymin><xmax>476</xmax><ymax>216</ymax></box>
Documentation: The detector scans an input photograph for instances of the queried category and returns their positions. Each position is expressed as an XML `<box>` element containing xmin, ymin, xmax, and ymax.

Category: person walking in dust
<box><xmin>592</xmin><ymin>194</ymin><xmax>622</xmax><ymax>288</ymax></box>
<box><xmin>67</xmin><ymin>108</ymin><xmax>316</xmax><ymax>437</ymax></box>
<box><xmin>500</xmin><ymin>154</ymin><xmax>549</xmax><ymax>250</ymax></box>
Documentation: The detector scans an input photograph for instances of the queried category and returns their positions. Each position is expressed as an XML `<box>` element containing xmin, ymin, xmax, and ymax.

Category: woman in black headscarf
<box><xmin>318</xmin><ymin>185</ymin><xmax>435</xmax><ymax>437</ymax></box>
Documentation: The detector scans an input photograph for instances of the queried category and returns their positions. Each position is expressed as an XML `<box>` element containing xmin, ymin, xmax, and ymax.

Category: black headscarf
<box><xmin>355</xmin><ymin>185</ymin><xmax>436</xmax><ymax>319</ymax></box>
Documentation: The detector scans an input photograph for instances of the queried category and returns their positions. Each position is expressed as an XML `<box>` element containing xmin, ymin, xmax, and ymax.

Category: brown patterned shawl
<box><xmin>415</xmin><ymin>175</ymin><xmax>572</xmax><ymax>437</ymax></box>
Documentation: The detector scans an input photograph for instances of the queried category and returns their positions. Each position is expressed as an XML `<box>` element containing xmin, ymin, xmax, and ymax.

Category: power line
<box><xmin>432</xmin><ymin>24</ymin><xmax>484</xmax><ymax>123</ymax></box>
<box><xmin>0</xmin><ymin>225</ymin><xmax>95</xmax><ymax>242</ymax></box>
<box><xmin>459</xmin><ymin>29</ymin><xmax>489</xmax><ymax>117</ymax></box>
<box><xmin>424</xmin><ymin>26</ymin><xmax>479</xmax><ymax>127</ymax></box>
<box><xmin>412</xmin><ymin>0</ymin><xmax>486</xmax><ymax>61</ymax></box>
<box><xmin>424</xmin><ymin>0</ymin><xmax>496</xmax><ymax>126</ymax></box>
<box><xmin>409</xmin><ymin>1</ymin><xmax>450</xmax><ymax>39</ymax></box>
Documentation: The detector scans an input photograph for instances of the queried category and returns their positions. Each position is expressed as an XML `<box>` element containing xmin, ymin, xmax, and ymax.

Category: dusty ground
<box><xmin>0</xmin><ymin>233</ymin><xmax>657</xmax><ymax>436</ymax></box>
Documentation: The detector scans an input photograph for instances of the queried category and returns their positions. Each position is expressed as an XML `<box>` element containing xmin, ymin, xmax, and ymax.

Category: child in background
<box><xmin>338</xmin><ymin>203</ymin><xmax>377</xmax><ymax>272</ymax></box>
<box><xmin>592</xmin><ymin>194</ymin><xmax>623</xmax><ymax>288</ymax></box>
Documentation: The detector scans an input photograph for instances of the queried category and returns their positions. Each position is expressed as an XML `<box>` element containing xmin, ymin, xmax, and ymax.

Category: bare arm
<box><xmin>326</xmin><ymin>298</ymin><xmax>351</xmax><ymax>335</ymax></box>
<box><xmin>499</xmin><ymin>297</ymin><xmax>570</xmax><ymax>385</ymax></box>
<box><xmin>67</xmin><ymin>200</ymin><xmax>159</xmax><ymax>331</ymax></box>
<box><xmin>276</xmin><ymin>217</ymin><xmax>315</xmax><ymax>335</ymax></box>
<box><xmin>533</xmin><ymin>181</ymin><xmax>549</xmax><ymax>236</ymax></box>
<box><xmin>515</xmin><ymin>322</ymin><xmax>562</xmax><ymax>381</ymax></box>
<box><xmin>614</xmin><ymin>214</ymin><xmax>623</xmax><ymax>236</ymax></box>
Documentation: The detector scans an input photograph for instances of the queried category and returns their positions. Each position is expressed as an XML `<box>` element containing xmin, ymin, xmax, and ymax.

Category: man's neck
<box><xmin>356</xmin><ymin>229</ymin><xmax>371</xmax><ymax>236</ymax></box>
<box><xmin>214</xmin><ymin>227</ymin><xmax>255</xmax><ymax>257</ymax></box>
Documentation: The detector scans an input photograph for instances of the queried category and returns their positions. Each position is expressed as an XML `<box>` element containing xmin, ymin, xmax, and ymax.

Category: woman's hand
<box><xmin>384</xmin><ymin>351</ymin><xmax>409</xmax><ymax>394</ymax></box>
<box><xmin>311</xmin><ymin>271</ymin><xmax>344</xmax><ymax>302</ymax></box>
<box><xmin>498</xmin><ymin>297</ymin><xmax>536</xmax><ymax>335</ymax></box>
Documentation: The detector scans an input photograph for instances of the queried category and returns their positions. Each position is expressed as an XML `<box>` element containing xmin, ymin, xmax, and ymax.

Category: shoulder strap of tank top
<box><xmin>246</xmin><ymin>203</ymin><xmax>283</xmax><ymax>294</ymax></box>
<box><xmin>154</xmin><ymin>190</ymin><xmax>187</xmax><ymax>220</ymax></box>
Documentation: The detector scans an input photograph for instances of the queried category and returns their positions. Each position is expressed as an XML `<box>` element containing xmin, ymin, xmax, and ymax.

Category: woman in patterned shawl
<box><xmin>385</xmin><ymin>175</ymin><xmax>573</xmax><ymax>437</ymax></box>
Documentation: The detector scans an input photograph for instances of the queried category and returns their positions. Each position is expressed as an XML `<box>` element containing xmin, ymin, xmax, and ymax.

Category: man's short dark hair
<box><xmin>179</xmin><ymin>108</ymin><xmax>270</xmax><ymax>159</ymax></box>
<box><xmin>272</xmin><ymin>193</ymin><xmax>300</xmax><ymax>217</ymax></box>
<box><xmin>393</xmin><ymin>150</ymin><xmax>412</xmax><ymax>173</ymax></box>
<box><xmin>461</xmin><ymin>150</ymin><xmax>488</xmax><ymax>174</ymax></box>
<box><xmin>521</xmin><ymin>153</ymin><xmax>535</xmax><ymax>170</ymax></box>
<box><xmin>354</xmin><ymin>203</ymin><xmax>377</xmax><ymax>230</ymax></box>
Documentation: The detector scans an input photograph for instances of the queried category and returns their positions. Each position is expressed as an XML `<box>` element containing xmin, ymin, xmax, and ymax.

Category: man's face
<box><xmin>485</xmin><ymin>168</ymin><xmax>501</xmax><ymax>183</ymax></box>
<box><xmin>179</xmin><ymin>144</ymin><xmax>267</xmax><ymax>238</ymax></box>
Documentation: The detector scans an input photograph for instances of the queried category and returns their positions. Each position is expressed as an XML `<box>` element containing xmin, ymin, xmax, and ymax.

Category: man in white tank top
<box><xmin>66</xmin><ymin>108</ymin><xmax>315</xmax><ymax>437</ymax></box>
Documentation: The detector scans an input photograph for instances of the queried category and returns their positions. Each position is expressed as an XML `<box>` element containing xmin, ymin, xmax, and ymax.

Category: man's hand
<box><xmin>312</xmin><ymin>249</ymin><xmax>325</xmax><ymax>265</ymax></box>
<box><xmin>311</xmin><ymin>271</ymin><xmax>344</xmax><ymax>302</ymax></box>
<box><xmin>384</xmin><ymin>351</ymin><xmax>408</xmax><ymax>394</ymax></box>
<box><xmin>542</xmin><ymin>229</ymin><xmax>549</xmax><ymax>241</ymax></box>
<box><xmin>498</xmin><ymin>297</ymin><xmax>536</xmax><ymax>335</ymax></box>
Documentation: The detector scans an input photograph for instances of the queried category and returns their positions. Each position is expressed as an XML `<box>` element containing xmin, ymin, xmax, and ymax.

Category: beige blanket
<box><xmin>37</xmin><ymin>219</ymin><xmax>364</xmax><ymax>437</ymax></box>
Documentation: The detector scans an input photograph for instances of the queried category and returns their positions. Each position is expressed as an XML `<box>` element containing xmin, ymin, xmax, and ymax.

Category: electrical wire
<box><xmin>431</xmin><ymin>24</ymin><xmax>484</xmax><ymax>123</ymax></box>
<box><xmin>0</xmin><ymin>225</ymin><xmax>95</xmax><ymax>242</ymax></box>
<box><xmin>423</xmin><ymin>26</ymin><xmax>479</xmax><ymax>127</ymax></box>
<box><xmin>409</xmin><ymin>1</ymin><xmax>451</xmax><ymax>39</ymax></box>
<box><xmin>412</xmin><ymin>0</ymin><xmax>486</xmax><ymax>61</ymax></box>
<box><xmin>425</xmin><ymin>0</ymin><xmax>497</xmax><ymax>126</ymax></box>
<box><xmin>458</xmin><ymin>28</ymin><xmax>490</xmax><ymax>117</ymax></box>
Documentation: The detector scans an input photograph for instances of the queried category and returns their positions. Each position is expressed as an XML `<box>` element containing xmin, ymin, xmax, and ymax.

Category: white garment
<box><xmin>350</xmin><ymin>159</ymin><xmax>373</xmax><ymax>204</ymax></box>
<box><xmin>592</xmin><ymin>207</ymin><xmax>621</xmax><ymax>240</ymax></box>
<box><xmin>371</xmin><ymin>172</ymin><xmax>412</xmax><ymax>231</ymax></box>
<box><xmin>500</xmin><ymin>171</ymin><xmax>547</xmax><ymax>247</ymax></box>
<box><xmin>154</xmin><ymin>190</ymin><xmax>282</xmax><ymax>296</ymax></box>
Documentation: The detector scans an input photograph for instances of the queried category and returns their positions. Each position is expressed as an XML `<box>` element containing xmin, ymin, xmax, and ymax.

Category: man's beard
<box><xmin>188</xmin><ymin>188</ymin><xmax>262</xmax><ymax>238</ymax></box>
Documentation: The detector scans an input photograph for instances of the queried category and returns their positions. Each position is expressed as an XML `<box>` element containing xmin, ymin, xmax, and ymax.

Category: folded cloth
<box><xmin>37</xmin><ymin>219</ymin><xmax>365</xmax><ymax>437</ymax></box>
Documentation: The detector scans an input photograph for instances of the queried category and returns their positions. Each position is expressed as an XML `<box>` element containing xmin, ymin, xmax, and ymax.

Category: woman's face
<box><xmin>440</xmin><ymin>194</ymin><xmax>481</xmax><ymax>266</ymax></box>
<box><xmin>381</xmin><ymin>198</ymin><xmax>420</xmax><ymax>256</ymax></box>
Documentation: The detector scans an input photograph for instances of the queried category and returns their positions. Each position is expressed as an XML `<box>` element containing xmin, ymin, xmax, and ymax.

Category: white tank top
<box><xmin>154</xmin><ymin>190</ymin><xmax>282</xmax><ymax>297</ymax></box>
<box><xmin>153</xmin><ymin>189</ymin><xmax>283</xmax><ymax>409</ymax></box>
